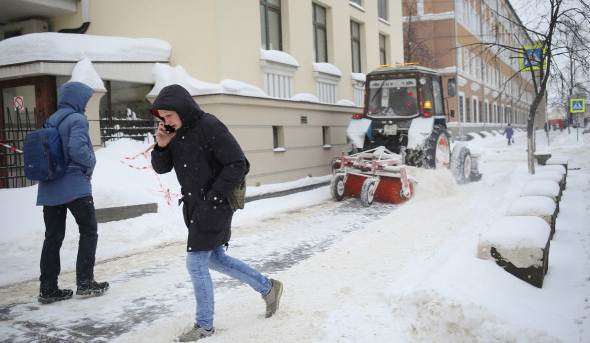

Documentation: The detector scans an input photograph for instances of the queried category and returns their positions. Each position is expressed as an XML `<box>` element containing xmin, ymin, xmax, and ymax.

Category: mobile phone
<box><xmin>164</xmin><ymin>124</ymin><xmax>176</xmax><ymax>133</ymax></box>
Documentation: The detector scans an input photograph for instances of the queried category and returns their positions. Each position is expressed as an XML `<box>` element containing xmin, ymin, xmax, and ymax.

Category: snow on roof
<box><xmin>506</xmin><ymin>196</ymin><xmax>556</xmax><ymax>217</ymax></box>
<box><xmin>69</xmin><ymin>57</ymin><xmax>106</xmax><ymax>92</ymax></box>
<box><xmin>313</xmin><ymin>62</ymin><xmax>342</xmax><ymax>77</ymax></box>
<box><xmin>336</xmin><ymin>99</ymin><xmax>356</xmax><ymax>107</ymax></box>
<box><xmin>0</xmin><ymin>32</ymin><xmax>171</xmax><ymax>66</ymax></box>
<box><xmin>521</xmin><ymin>180</ymin><xmax>560</xmax><ymax>198</ymax></box>
<box><xmin>260</xmin><ymin>49</ymin><xmax>299</xmax><ymax>67</ymax></box>
<box><xmin>148</xmin><ymin>63</ymin><xmax>266</xmax><ymax>98</ymax></box>
<box><xmin>351</xmin><ymin>73</ymin><xmax>366</xmax><ymax>82</ymax></box>
<box><xmin>479</xmin><ymin>216</ymin><xmax>550</xmax><ymax>249</ymax></box>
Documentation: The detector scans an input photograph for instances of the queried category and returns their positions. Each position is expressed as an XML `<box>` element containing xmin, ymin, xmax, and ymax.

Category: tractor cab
<box><xmin>348</xmin><ymin>64</ymin><xmax>454</xmax><ymax>168</ymax></box>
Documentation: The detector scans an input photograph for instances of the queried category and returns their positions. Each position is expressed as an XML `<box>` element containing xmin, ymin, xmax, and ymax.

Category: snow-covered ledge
<box><xmin>260</xmin><ymin>49</ymin><xmax>299</xmax><ymax>99</ymax></box>
<box><xmin>313</xmin><ymin>63</ymin><xmax>342</xmax><ymax>104</ymax></box>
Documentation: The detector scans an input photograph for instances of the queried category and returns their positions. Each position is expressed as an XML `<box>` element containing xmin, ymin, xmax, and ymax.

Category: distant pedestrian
<box><xmin>150</xmin><ymin>84</ymin><xmax>283</xmax><ymax>342</ymax></box>
<box><xmin>504</xmin><ymin>123</ymin><xmax>514</xmax><ymax>145</ymax></box>
<box><xmin>37</xmin><ymin>82</ymin><xmax>109</xmax><ymax>304</ymax></box>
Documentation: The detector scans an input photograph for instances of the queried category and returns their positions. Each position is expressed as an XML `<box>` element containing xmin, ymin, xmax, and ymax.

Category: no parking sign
<box><xmin>12</xmin><ymin>96</ymin><xmax>24</xmax><ymax>112</ymax></box>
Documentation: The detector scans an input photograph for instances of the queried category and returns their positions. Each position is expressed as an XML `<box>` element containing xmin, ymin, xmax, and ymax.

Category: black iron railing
<box><xmin>98</xmin><ymin>110</ymin><xmax>157</xmax><ymax>144</ymax></box>
<box><xmin>0</xmin><ymin>107</ymin><xmax>37</xmax><ymax>188</ymax></box>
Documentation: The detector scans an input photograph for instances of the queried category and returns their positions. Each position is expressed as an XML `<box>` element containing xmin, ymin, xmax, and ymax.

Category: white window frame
<box><xmin>458</xmin><ymin>91</ymin><xmax>466</xmax><ymax>123</ymax></box>
<box><xmin>472</xmin><ymin>95</ymin><xmax>479</xmax><ymax>122</ymax></box>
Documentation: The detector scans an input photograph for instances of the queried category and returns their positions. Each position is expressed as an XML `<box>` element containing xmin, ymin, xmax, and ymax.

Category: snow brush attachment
<box><xmin>330</xmin><ymin>146</ymin><xmax>415</xmax><ymax>207</ymax></box>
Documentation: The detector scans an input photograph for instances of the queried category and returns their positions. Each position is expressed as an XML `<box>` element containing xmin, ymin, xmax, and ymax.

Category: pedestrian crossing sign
<box><xmin>520</xmin><ymin>44</ymin><xmax>547</xmax><ymax>71</ymax></box>
<box><xmin>570</xmin><ymin>98</ymin><xmax>586</xmax><ymax>113</ymax></box>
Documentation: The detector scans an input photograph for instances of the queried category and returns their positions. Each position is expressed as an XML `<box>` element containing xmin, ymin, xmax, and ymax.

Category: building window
<box><xmin>313</xmin><ymin>3</ymin><xmax>328</xmax><ymax>62</ymax></box>
<box><xmin>379</xmin><ymin>34</ymin><xmax>387</xmax><ymax>65</ymax></box>
<box><xmin>322</xmin><ymin>126</ymin><xmax>331</xmax><ymax>146</ymax></box>
<box><xmin>432</xmin><ymin>78</ymin><xmax>443</xmax><ymax>115</ymax></box>
<box><xmin>260</xmin><ymin>0</ymin><xmax>282</xmax><ymax>50</ymax></box>
<box><xmin>465</xmin><ymin>98</ymin><xmax>471</xmax><ymax>122</ymax></box>
<box><xmin>458</xmin><ymin>95</ymin><xmax>465</xmax><ymax>122</ymax></box>
<box><xmin>272</xmin><ymin>125</ymin><xmax>284</xmax><ymax>149</ymax></box>
<box><xmin>378</xmin><ymin>0</ymin><xmax>388</xmax><ymax>20</ymax></box>
<box><xmin>351</xmin><ymin>21</ymin><xmax>362</xmax><ymax>73</ymax></box>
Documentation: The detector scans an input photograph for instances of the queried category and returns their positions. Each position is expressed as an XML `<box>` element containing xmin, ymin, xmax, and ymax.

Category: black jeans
<box><xmin>40</xmin><ymin>195</ymin><xmax>98</xmax><ymax>289</ymax></box>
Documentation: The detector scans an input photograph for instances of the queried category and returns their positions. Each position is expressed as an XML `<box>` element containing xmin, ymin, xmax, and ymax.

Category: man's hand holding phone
<box><xmin>155</xmin><ymin>121</ymin><xmax>176</xmax><ymax>148</ymax></box>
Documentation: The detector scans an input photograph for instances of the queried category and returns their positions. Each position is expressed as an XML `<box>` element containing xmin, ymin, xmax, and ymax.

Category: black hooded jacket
<box><xmin>150</xmin><ymin>85</ymin><xmax>248</xmax><ymax>251</ymax></box>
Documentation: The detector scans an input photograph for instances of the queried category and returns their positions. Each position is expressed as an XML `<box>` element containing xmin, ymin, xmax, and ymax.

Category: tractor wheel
<box><xmin>330</xmin><ymin>175</ymin><xmax>346</xmax><ymax>201</ymax></box>
<box><xmin>360</xmin><ymin>178</ymin><xmax>377</xmax><ymax>207</ymax></box>
<box><xmin>423</xmin><ymin>126</ymin><xmax>451</xmax><ymax>169</ymax></box>
<box><xmin>451</xmin><ymin>146</ymin><xmax>472</xmax><ymax>184</ymax></box>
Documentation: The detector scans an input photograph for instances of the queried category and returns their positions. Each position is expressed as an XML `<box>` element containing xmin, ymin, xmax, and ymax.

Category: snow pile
<box><xmin>148</xmin><ymin>63</ymin><xmax>266</xmax><ymax>98</ymax></box>
<box><xmin>346</xmin><ymin>118</ymin><xmax>371</xmax><ymax>149</ymax></box>
<box><xmin>408</xmin><ymin>167</ymin><xmax>458</xmax><ymax>200</ymax></box>
<box><xmin>260</xmin><ymin>49</ymin><xmax>299</xmax><ymax>67</ymax></box>
<box><xmin>69</xmin><ymin>57</ymin><xmax>106</xmax><ymax>92</ymax></box>
<box><xmin>384</xmin><ymin>290</ymin><xmax>559</xmax><ymax>343</ymax></box>
<box><xmin>546</xmin><ymin>157</ymin><xmax>568</xmax><ymax>166</ymax></box>
<box><xmin>149</xmin><ymin>63</ymin><xmax>222</xmax><ymax>96</ymax></box>
<box><xmin>290</xmin><ymin>93</ymin><xmax>320</xmax><ymax>103</ymax></box>
<box><xmin>313</xmin><ymin>62</ymin><xmax>342</xmax><ymax>77</ymax></box>
<box><xmin>220</xmin><ymin>79</ymin><xmax>266</xmax><ymax>97</ymax></box>
<box><xmin>336</xmin><ymin>99</ymin><xmax>356</xmax><ymax>107</ymax></box>
<box><xmin>539</xmin><ymin>164</ymin><xmax>566</xmax><ymax>176</ymax></box>
<box><xmin>351</xmin><ymin>73</ymin><xmax>366</xmax><ymax>82</ymax></box>
<box><xmin>527</xmin><ymin>170</ymin><xmax>563</xmax><ymax>185</ymax></box>
<box><xmin>0</xmin><ymin>32</ymin><xmax>170</xmax><ymax>66</ymax></box>
<box><xmin>506</xmin><ymin>196</ymin><xmax>556</xmax><ymax>217</ymax></box>
<box><xmin>521</xmin><ymin>180</ymin><xmax>560</xmax><ymax>198</ymax></box>
<box><xmin>407</xmin><ymin>117</ymin><xmax>434</xmax><ymax>149</ymax></box>
<box><xmin>477</xmin><ymin>216</ymin><xmax>550</xmax><ymax>267</ymax></box>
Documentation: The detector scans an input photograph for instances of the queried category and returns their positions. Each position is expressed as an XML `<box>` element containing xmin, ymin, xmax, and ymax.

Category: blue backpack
<box><xmin>23</xmin><ymin>112</ymin><xmax>72</xmax><ymax>181</ymax></box>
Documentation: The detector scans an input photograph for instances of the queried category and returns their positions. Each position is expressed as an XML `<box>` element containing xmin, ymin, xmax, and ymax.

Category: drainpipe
<box><xmin>58</xmin><ymin>0</ymin><xmax>91</xmax><ymax>34</ymax></box>
<box><xmin>453</xmin><ymin>0</ymin><xmax>462</xmax><ymax>137</ymax></box>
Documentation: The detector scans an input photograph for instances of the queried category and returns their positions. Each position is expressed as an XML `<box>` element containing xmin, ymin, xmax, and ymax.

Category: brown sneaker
<box><xmin>262</xmin><ymin>279</ymin><xmax>283</xmax><ymax>318</ymax></box>
<box><xmin>178</xmin><ymin>324</ymin><xmax>214</xmax><ymax>342</ymax></box>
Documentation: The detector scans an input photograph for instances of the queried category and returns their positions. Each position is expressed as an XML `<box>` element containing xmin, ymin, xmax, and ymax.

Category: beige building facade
<box><xmin>0</xmin><ymin>0</ymin><xmax>404</xmax><ymax>187</ymax></box>
<box><xmin>402</xmin><ymin>0</ymin><xmax>542</xmax><ymax>136</ymax></box>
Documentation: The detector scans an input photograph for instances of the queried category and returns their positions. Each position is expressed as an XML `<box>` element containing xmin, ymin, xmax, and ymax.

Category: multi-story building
<box><xmin>402</xmin><ymin>0</ymin><xmax>544</xmax><ymax>135</ymax></box>
<box><xmin>0</xmin><ymin>0</ymin><xmax>404</xmax><ymax>188</ymax></box>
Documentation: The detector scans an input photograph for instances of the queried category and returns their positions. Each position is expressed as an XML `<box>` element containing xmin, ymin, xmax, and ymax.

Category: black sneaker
<box><xmin>76</xmin><ymin>280</ymin><xmax>109</xmax><ymax>297</ymax></box>
<box><xmin>38</xmin><ymin>288</ymin><xmax>73</xmax><ymax>304</ymax></box>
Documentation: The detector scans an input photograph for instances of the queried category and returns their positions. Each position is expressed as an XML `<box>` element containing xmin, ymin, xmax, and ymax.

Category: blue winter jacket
<box><xmin>504</xmin><ymin>126</ymin><xmax>514</xmax><ymax>139</ymax></box>
<box><xmin>36</xmin><ymin>82</ymin><xmax>96</xmax><ymax>206</ymax></box>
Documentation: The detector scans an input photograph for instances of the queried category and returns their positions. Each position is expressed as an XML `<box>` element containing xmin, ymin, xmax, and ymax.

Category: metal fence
<box><xmin>98</xmin><ymin>110</ymin><xmax>157</xmax><ymax>145</ymax></box>
<box><xmin>0</xmin><ymin>107</ymin><xmax>37</xmax><ymax>188</ymax></box>
<box><xmin>0</xmin><ymin>108</ymin><xmax>157</xmax><ymax>188</ymax></box>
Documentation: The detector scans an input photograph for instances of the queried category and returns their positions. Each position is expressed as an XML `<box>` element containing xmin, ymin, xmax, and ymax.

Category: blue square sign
<box><xmin>570</xmin><ymin>98</ymin><xmax>586</xmax><ymax>113</ymax></box>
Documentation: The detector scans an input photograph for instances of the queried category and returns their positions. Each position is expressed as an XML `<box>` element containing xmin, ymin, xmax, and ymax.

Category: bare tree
<box><xmin>403</xmin><ymin>0</ymin><xmax>434</xmax><ymax>64</ymax></box>
<box><xmin>470</xmin><ymin>0</ymin><xmax>590</xmax><ymax>173</ymax></box>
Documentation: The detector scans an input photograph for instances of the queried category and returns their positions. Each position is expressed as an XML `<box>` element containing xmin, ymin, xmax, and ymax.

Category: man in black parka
<box><xmin>150</xmin><ymin>85</ymin><xmax>283</xmax><ymax>341</ymax></box>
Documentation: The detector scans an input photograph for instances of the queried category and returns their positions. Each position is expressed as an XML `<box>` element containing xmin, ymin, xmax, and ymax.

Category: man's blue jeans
<box><xmin>186</xmin><ymin>245</ymin><xmax>272</xmax><ymax>330</ymax></box>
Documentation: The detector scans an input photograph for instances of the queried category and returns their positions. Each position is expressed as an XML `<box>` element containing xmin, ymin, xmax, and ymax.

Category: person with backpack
<box><xmin>150</xmin><ymin>84</ymin><xmax>283</xmax><ymax>342</ymax></box>
<box><xmin>35</xmin><ymin>82</ymin><xmax>108</xmax><ymax>304</ymax></box>
<box><xmin>503</xmin><ymin>123</ymin><xmax>514</xmax><ymax>146</ymax></box>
